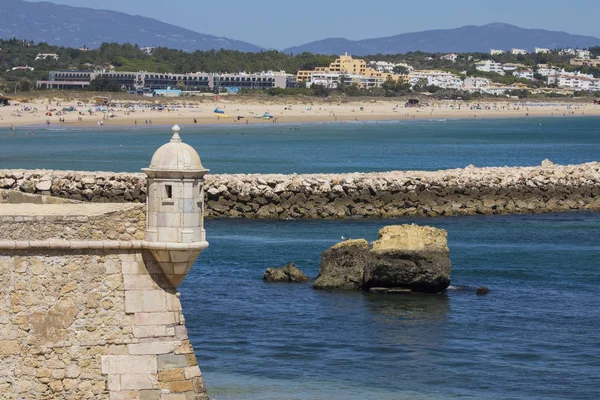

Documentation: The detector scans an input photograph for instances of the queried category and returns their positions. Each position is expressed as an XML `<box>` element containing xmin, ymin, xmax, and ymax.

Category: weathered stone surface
<box><xmin>0</xmin><ymin>201</ymin><xmax>209</xmax><ymax>399</ymax></box>
<box><xmin>363</xmin><ymin>225</ymin><xmax>451</xmax><ymax>293</ymax></box>
<box><xmin>314</xmin><ymin>225</ymin><xmax>452</xmax><ymax>293</ymax></box>
<box><xmin>313</xmin><ymin>239</ymin><xmax>370</xmax><ymax>290</ymax></box>
<box><xmin>2</xmin><ymin>161</ymin><xmax>599</xmax><ymax>219</ymax></box>
<box><xmin>264</xmin><ymin>262</ymin><xmax>308</xmax><ymax>283</ymax></box>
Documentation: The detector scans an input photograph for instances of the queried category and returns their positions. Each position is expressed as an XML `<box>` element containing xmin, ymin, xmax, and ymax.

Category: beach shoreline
<box><xmin>1</xmin><ymin>97</ymin><xmax>599</xmax><ymax>129</ymax></box>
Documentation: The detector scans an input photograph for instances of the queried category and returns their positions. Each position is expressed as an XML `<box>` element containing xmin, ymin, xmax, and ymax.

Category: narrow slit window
<box><xmin>165</xmin><ymin>185</ymin><xmax>173</xmax><ymax>199</ymax></box>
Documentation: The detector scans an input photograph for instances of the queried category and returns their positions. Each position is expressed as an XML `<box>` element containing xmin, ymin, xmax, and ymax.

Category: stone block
<box><xmin>123</xmin><ymin>274</ymin><xmax>159</xmax><ymax>290</ymax></box>
<box><xmin>192</xmin><ymin>377</ymin><xmax>206</xmax><ymax>393</ymax></box>
<box><xmin>132</xmin><ymin>326</ymin><xmax>168</xmax><ymax>339</ymax></box>
<box><xmin>157</xmin><ymin>354</ymin><xmax>188</xmax><ymax>370</ymax></box>
<box><xmin>184</xmin><ymin>366</ymin><xmax>201</xmax><ymax>380</ymax></box>
<box><xmin>170</xmin><ymin>380</ymin><xmax>193</xmax><ymax>393</ymax></box>
<box><xmin>122</xmin><ymin>261</ymin><xmax>146</xmax><ymax>275</ymax></box>
<box><xmin>120</xmin><ymin>373</ymin><xmax>157</xmax><ymax>390</ymax></box>
<box><xmin>104</xmin><ymin>258</ymin><xmax>121</xmax><ymax>274</ymax></box>
<box><xmin>174</xmin><ymin>325</ymin><xmax>188</xmax><ymax>340</ymax></box>
<box><xmin>185</xmin><ymin>353</ymin><xmax>198</xmax><ymax>367</ymax></box>
<box><xmin>128</xmin><ymin>341</ymin><xmax>178</xmax><ymax>355</ymax></box>
<box><xmin>182</xmin><ymin>213</ymin><xmax>201</xmax><ymax>228</ymax></box>
<box><xmin>157</xmin><ymin>212</ymin><xmax>181</xmax><ymax>227</ymax></box>
<box><xmin>101</xmin><ymin>355</ymin><xmax>158</xmax><ymax>375</ymax></box>
<box><xmin>158</xmin><ymin>368</ymin><xmax>184</xmax><ymax>382</ymax></box>
<box><xmin>107</xmin><ymin>375</ymin><xmax>121</xmax><ymax>391</ymax></box>
<box><xmin>125</xmin><ymin>290</ymin><xmax>166</xmax><ymax>313</ymax></box>
<box><xmin>162</xmin><ymin>394</ymin><xmax>187</xmax><ymax>400</ymax></box>
<box><xmin>109</xmin><ymin>391</ymin><xmax>140</xmax><ymax>400</ymax></box>
<box><xmin>151</xmin><ymin>250</ymin><xmax>171</xmax><ymax>262</ymax></box>
<box><xmin>157</xmin><ymin>227</ymin><xmax>180</xmax><ymax>242</ymax></box>
<box><xmin>135</xmin><ymin>312</ymin><xmax>179</xmax><ymax>326</ymax></box>
<box><xmin>0</xmin><ymin>340</ymin><xmax>21</xmax><ymax>355</ymax></box>
<box><xmin>139</xmin><ymin>390</ymin><xmax>161</xmax><ymax>400</ymax></box>
<box><xmin>173</xmin><ymin>263</ymin><xmax>190</xmax><ymax>275</ymax></box>
<box><xmin>169</xmin><ymin>251</ymin><xmax>195</xmax><ymax>263</ymax></box>
<box><xmin>180</xmin><ymin>198</ymin><xmax>195</xmax><ymax>213</ymax></box>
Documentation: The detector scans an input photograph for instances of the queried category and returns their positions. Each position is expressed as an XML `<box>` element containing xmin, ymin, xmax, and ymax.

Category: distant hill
<box><xmin>0</xmin><ymin>0</ymin><xmax>262</xmax><ymax>52</ymax></box>
<box><xmin>283</xmin><ymin>23</ymin><xmax>600</xmax><ymax>55</ymax></box>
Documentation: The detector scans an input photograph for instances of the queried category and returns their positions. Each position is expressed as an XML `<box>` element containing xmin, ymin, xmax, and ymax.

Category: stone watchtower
<box><xmin>143</xmin><ymin>124</ymin><xmax>209</xmax><ymax>288</ymax></box>
<box><xmin>0</xmin><ymin>124</ymin><xmax>211</xmax><ymax>399</ymax></box>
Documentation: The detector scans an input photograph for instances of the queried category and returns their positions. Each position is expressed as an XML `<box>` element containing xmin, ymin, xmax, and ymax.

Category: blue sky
<box><xmin>28</xmin><ymin>0</ymin><xmax>600</xmax><ymax>49</ymax></box>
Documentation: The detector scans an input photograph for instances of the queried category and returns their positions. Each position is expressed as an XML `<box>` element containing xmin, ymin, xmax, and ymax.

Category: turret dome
<box><xmin>148</xmin><ymin>125</ymin><xmax>205</xmax><ymax>171</ymax></box>
<box><xmin>143</xmin><ymin>125</ymin><xmax>208</xmax><ymax>178</ymax></box>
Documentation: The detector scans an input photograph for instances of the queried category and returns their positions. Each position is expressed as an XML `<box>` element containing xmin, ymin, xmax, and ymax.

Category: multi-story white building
<box><xmin>308</xmin><ymin>73</ymin><xmax>341</xmax><ymax>89</ymax></box>
<box><xmin>511</xmin><ymin>48</ymin><xmax>528</xmax><ymax>55</ymax></box>
<box><xmin>369</xmin><ymin>61</ymin><xmax>394</xmax><ymax>73</ymax></box>
<box><xmin>368</xmin><ymin>61</ymin><xmax>413</xmax><ymax>73</ymax></box>
<box><xmin>513</xmin><ymin>69</ymin><xmax>534</xmax><ymax>80</ymax></box>
<box><xmin>408</xmin><ymin>70</ymin><xmax>463</xmax><ymax>89</ymax></box>
<box><xmin>490</xmin><ymin>49</ymin><xmax>505</xmax><ymax>55</ymax></box>
<box><xmin>536</xmin><ymin>64</ymin><xmax>560</xmax><ymax>76</ymax></box>
<box><xmin>547</xmin><ymin>72</ymin><xmax>600</xmax><ymax>91</ymax></box>
<box><xmin>463</xmin><ymin>77</ymin><xmax>491</xmax><ymax>91</ymax></box>
<box><xmin>559</xmin><ymin>48</ymin><xmax>576</xmax><ymax>56</ymax></box>
<box><xmin>535</xmin><ymin>48</ymin><xmax>550</xmax><ymax>54</ymax></box>
<box><xmin>475</xmin><ymin>60</ymin><xmax>505</xmax><ymax>75</ymax></box>
<box><xmin>576</xmin><ymin>50</ymin><xmax>591</xmax><ymax>59</ymax></box>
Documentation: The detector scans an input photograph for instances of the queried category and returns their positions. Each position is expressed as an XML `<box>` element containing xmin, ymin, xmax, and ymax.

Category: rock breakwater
<box><xmin>1</xmin><ymin>161</ymin><xmax>599</xmax><ymax>218</ymax></box>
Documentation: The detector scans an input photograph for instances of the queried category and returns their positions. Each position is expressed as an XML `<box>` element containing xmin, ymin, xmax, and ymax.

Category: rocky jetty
<box><xmin>314</xmin><ymin>225</ymin><xmax>451</xmax><ymax>293</ymax></box>
<box><xmin>1</xmin><ymin>160</ymin><xmax>599</xmax><ymax>218</ymax></box>
<box><xmin>264</xmin><ymin>263</ymin><xmax>309</xmax><ymax>283</ymax></box>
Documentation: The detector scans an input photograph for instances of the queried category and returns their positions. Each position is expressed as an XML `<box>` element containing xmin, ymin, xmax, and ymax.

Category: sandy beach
<box><xmin>1</xmin><ymin>96</ymin><xmax>599</xmax><ymax>129</ymax></box>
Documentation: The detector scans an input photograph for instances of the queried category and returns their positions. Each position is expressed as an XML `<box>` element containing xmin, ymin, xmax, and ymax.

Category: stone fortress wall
<box><xmin>1</xmin><ymin>160</ymin><xmax>599</xmax><ymax>218</ymax></box>
<box><xmin>0</xmin><ymin>125</ymin><xmax>213</xmax><ymax>400</ymax></box>
<box><xmin>0</xmin><ymin>202</ymin><xmax>208</xmax><ymax>400</ymax></box>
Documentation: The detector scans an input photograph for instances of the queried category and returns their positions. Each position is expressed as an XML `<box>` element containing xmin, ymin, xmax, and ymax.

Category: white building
<box><xmin>536</xmin><ymin>64</ymin><xmax>560</xmax><ymax>76</ymax></box>
<box><xmin>141</xmin><ymin>47</ymin><xmax>156</xmax><ymax>55</ymax></box>
<box><xmin>490</xmin><ymin>49</ymin><xmax>505</xmax><ymax>55</ymax></box>
<box><xmin>475</xmin><ymin>60</ymin><xmax>504</xmax><ymax>75</ymax></box>
<box><xmin>440</xmin><ymin>53</ymin><xmax>458</xmax><ymax>63</ymax></box>
<box><xmin>502</xmin><ymin>63</ymin><xmax>527</xmax><ymax>72</ymax></box>
<box><xmin>511</xmin><ymin>48</ymin><xmax>528</xmax><ymax>55</ymax></box>
<box><xmin>35</xmin><ymin>53</ymin><xmax>59</xmax><ymax>61</ymax></box>
<box><xmin>548</xmin><ymin>72</ymin><xmax>600</xmax><ymax>91</ymax></box>
<box><xmin>408</xmin><ymin>70</ymin><xmax>463</xmax><ymax>89</ymax></box>
<box><xmin>368</xmin><ymin>61</ymin><xmax>413</xmax><ymax>73</ymax></box>
<box><xmin>513</xmin><ymin>69</ymin><xmax>534</xmax><ymax>80</ymax></box>
<box><xmin>559</xmin><ymin>48</ymin><xmax>576</xmax><ymax>56</ymax></box>
<box><xmin>535</xmin><ymin>48</ymin><xmax>550</xmax><ymax>54</ymax></box>
<box><xmin>576</xmin><ymin>50</ymin><xmax>591</xmax><ymax>59</ymax></box>
<box><xmin>463</xmin><ymin>77</ymin><xmax>491</xmax><ymax>91</ymax></box>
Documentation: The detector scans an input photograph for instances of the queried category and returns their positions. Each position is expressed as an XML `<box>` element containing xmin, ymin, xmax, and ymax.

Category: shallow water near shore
<box><xmin>0</xmin><ymin>116</ymin><xmax>599</xmax><ymax>173</ymax></box>
<box><xmin>183</xmin><ymin>212</ymin><xmax>600</xmax><ymax>400</ymax></box>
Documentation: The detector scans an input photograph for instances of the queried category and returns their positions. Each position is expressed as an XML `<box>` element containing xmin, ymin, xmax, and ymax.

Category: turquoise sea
<box><xmin>1</xmin><ymin>117</ymin><xmax>599</xmax><ymax>399</ymax></box>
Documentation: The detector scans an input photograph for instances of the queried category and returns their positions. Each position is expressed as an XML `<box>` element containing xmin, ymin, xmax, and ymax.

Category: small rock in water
<box><xmin>476</xmin><ymin>286</ymin><xmax>489</xmax><ymax>296</ymax></box>
<box><xmin>264</xmin><ymin>263</ymin><xmax>308</xmax><ymax>283</ymax></box>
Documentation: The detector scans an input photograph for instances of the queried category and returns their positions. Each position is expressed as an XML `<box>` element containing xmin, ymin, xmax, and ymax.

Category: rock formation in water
<box><xmin>314</xmin><ymin>225</ymin><xmax>451</xmax><ymax>293</ymax></box>
<box><xmin>264</xmin><ymin>263</ymin><xmax>309</xmax><ymax>282</ymax></box>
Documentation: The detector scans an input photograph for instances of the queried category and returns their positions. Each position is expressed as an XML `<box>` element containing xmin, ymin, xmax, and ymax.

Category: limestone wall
<box><xmin>0</xmin><ymin>205</ymin><xmax>207</xmax><ymax>400</ymax></box>
<box><xmin>1</xmin><ymin>161</ymin><xmax>599</xmax><ymax>218</ymax></box>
